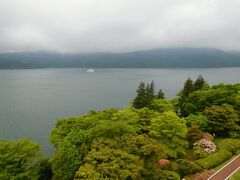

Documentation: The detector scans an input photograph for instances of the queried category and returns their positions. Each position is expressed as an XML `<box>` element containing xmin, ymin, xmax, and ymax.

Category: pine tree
<box><xmin>178</xmin><ymin>78</ymin><xmax>194</xmax><ymax>116</ymax></box>
<box><xmin>183</xmin><ymin>78</ymin><xmax>194</xmax><ymax>97</ymax></box>
<box><xmin>157</xmin><ymin>89</ymin><xmax>165</xmax><ymax>99</ymax></box>
<box><xmin>145</xmin><ymin>83</ymin><xmax>153</xmax><ymax>108</ymax></box>
<box><xmin>149</xmin><ymin>81</ymin><xmax>155</xmax><ymax>99</ymax></box>
<box><xmin>194</xmin><ymin>75</ymin><xmax>206</xmax><ymax>91</ymax></box>
<box><xmin>133</xmin><ymin>82</ymin><xmax>146</xmax><ymax>109</ymax></box>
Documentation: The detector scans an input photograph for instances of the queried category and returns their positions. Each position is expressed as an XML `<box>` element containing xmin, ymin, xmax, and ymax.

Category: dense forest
<box><xmin>0</xmin><ymin>76</ymin><xmax>240</xmax><ymax>179</ymax></box>
<box><xmin>1</xmin><ymin>48</ymin><xmax>240</xmax><ymax>68</ymax></box>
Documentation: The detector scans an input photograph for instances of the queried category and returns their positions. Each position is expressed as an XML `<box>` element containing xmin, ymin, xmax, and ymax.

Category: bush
<box><xmin>148</xmin><ymin>169</ymin><xmax>181</xmax><ymax>180</ymax></box>
<box><xmin>202</xmin><ymin>133</ymin><xmax>214</xmax><ymax>141</ymax></box>
<box><xmin>176</xmin><ymin>159</ymin><xmax>202</xmax><ymax>176</ymax></box>
<box><xmin>187</xmin><ymin>123</ymin><xmax>203</xmax><ymax>144</ymax></box>
<box><xmin>185</xmin><ymin>114</ymin><xmax>208</xmax><ymax>131</ymax></box>
<box><xmin>193</xmin><ymin>146</ymin><xmax>207</xmax><ymax>159</ymax></box>
<box><xmin>193</xmin><ymin>139</ymin><xmax>217</xmax><ymax>154</ymax></box>
<box><xmin>195</xmin><ymin>150</ymin><xmax>232</xmax><ymax>169</ymax></box>
<box><xmin>218</xmin><ymin>138</ymin><xmax>240</xmax><ymax>154</ymax></box>
<box><xmin>160</xmin><ymin>170</ymin><xmax>181</xmax><ymax>180</ymax></box>
<box><xmin>37</xmin><ymin>159</ymin><xmax>53</xmax><ymax>180</ymax></box>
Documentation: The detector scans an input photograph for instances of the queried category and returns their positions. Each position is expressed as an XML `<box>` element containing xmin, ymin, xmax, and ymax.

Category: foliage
<box><xmin>134</xmin><ymin>107</ymin><xmax>159</xmax><ymax>132</ymax></box>
<box><xmin>177</xmin><ymin>77</ymin><xmax>205</xmax><ymax>116</ymax></box>
<box><xmin>133</xmin><ymin>81</ymin><xmax>166</xmax><ymax>109</ymax></box>
<box><xmin>157</xmin><ymin>89</ymin><xmax>165</xmax><ymax>99</ymax></box>
<box><xmin>203</xmin><ymin>104</ymin><xmax>239</xmax><ymax>135</ymax></box>
<box><xmin>194</xmin><ymin>75</ymin><xmax>206</xmax><ymax>91</ymax></box>
<box><xmin>187</xmin><ymin>123</ymin><xmax>203</xmax><ymax>144</ymax></box>
<box><xmin>195</xmin><ymin>150</ymin><xmax>232</xmax><ymax>169</ymax></box>
<box><xmin>75</xmin><ymin>146</ymin><xmax>143</xmax><ymax>179</ymax></box>
<box><xmin>149</xmin><ymin>99</ymin><xmax>174</xmax><ymax>113</ymax></box>
<box><xmin>146</xmin><ymin>81</ymin><xmax>156</xmax><ymax>100</ymax></box>
<box><xmin>50</xmin><ymin>129</ymin><xmax>91</xmax><ymax>180</ymax></box>
<box><xmin>193</xmin><ymin>145</ymin><xmax>208</xmax><ymax>159</ymax></box>
<box><xmin>90</xmin><ymin>121</ymin><xmax>137</xmax><ymax>139</ymax></box>
<box><xmin>176</xmin><ymin>159</ymin><xmax>202</xmax><ymax>176</ymax></box>
<box><xmin>178</xmin><ymin>83</ymin><xmax>240</xmax><ymax>116</ymax></box>
<box><xmin>218</xmin><ymin>138</ymin><xmax>240</xmax><ymax>154</ymax></box>
<box><xmin>0</xmin><ymin>138</ymin><xmax>43</xmax><ymax>179</ymax></box>
<box><xmin>37</xmin><ymin>159</ymin><xmax>53</xmax><ymax>180</ymax></box>
<box><xmin>185</xmin><ymin>114</ymin><xmax>208</xmax><ymax>131</ymax></box>
<box><xmin>118</xmin><ymin>134</ymin><xmax>167</xmax><ymax>170</ymax></box>
<box><xmin>133</xmin><ymin>82</ymin><xmax>148</xmax><ymax>109</ymax></box>
<box><xmin>153</xmin><ymin>170</ymin><xmax>181</xmax><ymax>180</ymax></box>
<box><xmin>150</xmin><ymin>111</ymin><xmax>188</xmax><ymax>158</ymax></box>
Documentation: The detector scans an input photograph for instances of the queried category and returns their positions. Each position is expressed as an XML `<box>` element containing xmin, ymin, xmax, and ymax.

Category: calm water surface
<box><xmin>0</xmin><ymin>68</ymin><xmax>240</xmax><ymax>155</ymax></box>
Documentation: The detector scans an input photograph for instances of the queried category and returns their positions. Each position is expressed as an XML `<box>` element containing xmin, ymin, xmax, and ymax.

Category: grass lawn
<box><xmin>229</xmin><ymin>168</ymin><xmax>240</xmax><ymax>180</ymax></box>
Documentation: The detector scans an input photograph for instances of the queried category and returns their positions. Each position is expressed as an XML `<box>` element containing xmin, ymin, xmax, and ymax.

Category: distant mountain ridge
<box><xmin>0</xmin><ymin>48</ymin><xmax>240</xmax><ymax>68</ymax></box>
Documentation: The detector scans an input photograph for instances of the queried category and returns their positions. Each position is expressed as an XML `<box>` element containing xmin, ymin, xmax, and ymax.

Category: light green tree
<box><xmin>0</xmin><ymin>138</ymin><xmax>43</xmax><ymax>179</ymax></box>
<box><xmin>150</xmin><ymin>111</ymin><xmax>188</xmax><ymax>158</ymax></box>
<box><xmin>75</xmin><ymin>146</ymin><xmax>143</xmax><ymax>179</ymax></box>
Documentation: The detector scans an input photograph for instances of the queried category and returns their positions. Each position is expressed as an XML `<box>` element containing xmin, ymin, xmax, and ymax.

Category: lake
<box><xmin>0</xmin><ymin>68</ymin><xmax>240</xmax><ymax>155</ymax></box>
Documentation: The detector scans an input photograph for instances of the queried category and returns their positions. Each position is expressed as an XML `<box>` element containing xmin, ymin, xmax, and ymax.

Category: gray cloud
<box><xmin>0</xmin><ymin>0</ymin><xmax>240</xmax><ymax>53</ymax></box>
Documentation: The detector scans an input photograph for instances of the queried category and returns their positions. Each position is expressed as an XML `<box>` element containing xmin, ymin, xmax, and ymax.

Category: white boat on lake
<box><xmin>86</xmin><ymin>69</ymin><xmax>94</xmax><ymax>73</ymax></box>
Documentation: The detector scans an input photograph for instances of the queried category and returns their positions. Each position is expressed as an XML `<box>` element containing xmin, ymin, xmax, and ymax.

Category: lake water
<box><xmin>0</xmin><ymin>68</ymin><xmax>240</xmax><ymax>155</ymax></box>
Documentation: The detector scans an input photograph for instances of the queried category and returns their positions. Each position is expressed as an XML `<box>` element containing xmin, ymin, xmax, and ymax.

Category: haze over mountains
<box><xmin>0</xmin><ymin>48</ymin><xmax>240</xmax><ymax>69</ymax></box>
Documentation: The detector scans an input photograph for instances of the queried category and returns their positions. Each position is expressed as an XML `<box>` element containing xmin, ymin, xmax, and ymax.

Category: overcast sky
<box><xmin>0</xmin><ymin>0</ymin><xmax>240</xmax><ymax>53</ymax></box>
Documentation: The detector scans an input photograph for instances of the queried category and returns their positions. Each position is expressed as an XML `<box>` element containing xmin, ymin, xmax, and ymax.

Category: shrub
<box><xmin>149</xmin><ymin>169</ymin><xmax>181</xmax><ymax>180</ymax></box>
<box><xmin>185</xmin><ymin>114</ymin><xmax>208</xmax><ymax>131</ymax></box>
<box><xmin>193</xmin><ymin>139</ymin><xmax>217</xmax><ymax>154</ymax></box>
<box><xmin>218</xmin><ymin>138</ymin><xmax>240</xmax><ymax>154</ymax></box>
<box><xmin>229</xmin><ymin>131</ymin><xmax>240</xmax><ymax>138</ymax></box>
<box><xmin>202</xmin><ymin>133</ymin><xmax>214</xmax><ymax>141</ymax></box>
<box><xmin>193</xmin><ymin>145</ymin><xmax>207</xmax><ymax>159</ymax></box>
<box><xmin>160</xmin><ymin>170</ymin><xmax>181</xmax><ymax>180</ymax></box>
<box><xmin>187</xmin><ymin>123</ymin><xmax>203</xmax><ymax>143</ymax></box>
<box><xmin>195</xmin><ymin>150</ymin><xmax>232</xmax><ymax>169</ymax></box>
<box><xmin>176</xmin><ymin>159</ymin><xmax>202</xmax><ymax>176</ymax></box>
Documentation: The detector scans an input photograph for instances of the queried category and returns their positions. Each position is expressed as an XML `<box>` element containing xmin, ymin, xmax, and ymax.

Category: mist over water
<box><xmin>0</xmin><ymin>68</ymin><xmax>240</xmax><ymax>155</ymax></box>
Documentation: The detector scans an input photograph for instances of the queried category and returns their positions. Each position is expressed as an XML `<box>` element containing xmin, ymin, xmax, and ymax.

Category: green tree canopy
<box><xmin>185</xmin><ymin>114</ymin><xmax>208</xmax><ymax>131</ymax></box>
<box><xmin>75</xmin><ymin>146</ymin><xmax>143</xmax><ymax>179</ymax></box>
<box><xmin>0</xmin><ymin>138</ymin><xmax>43</xmax><ymax>179</ymax></box>
<box><xmin>133</xmin><ymin>82</ymin><xmax>147</xmax><ymax>109</ymax></box>
<box><xmin>203</xmin><ymin>104</ymin><xmax>239</xmax><ymax>136</ymax></box>
<box><xmin>177</xmin><ymin>83</ymin><xmax>240</xmax><ymax>116</ymax></box>
<box><xmin>157</xmin><ymin>89</ymin><xmax>165</xmax><ymax>99</ymax></box>
<box><xmin>194</xmin><ymin>75</ymin><xmax>207</xmax><ymax>91</ymax></box>
<box><xmin>149</xmin><ymin>111</ymin><xmax>188</xmax><ymax>158</ymax></box>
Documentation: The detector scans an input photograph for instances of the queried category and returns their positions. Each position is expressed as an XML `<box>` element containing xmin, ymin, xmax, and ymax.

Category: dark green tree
<box><xmin>203</xmin><ymin>104</ymin><xmax>239</xmax><ymax>136</ymax></box>
<box><xmin>183</xmin><ymin>78</ymin><xmax>194</xmax><ymax>97</ymax></box>
<box><xmin>194</xmin><ymin>75</ymin><xmax>206</xmax><ymax>91</ymax></box>
<box><xmin>178</xmin><ymin>78</ymin><xmax>194</xmax><ymax>116</ymax></box>
<box><xmin>145</xmin><ymin>84</ymin><xmax>153</xmax><ymax>107</ymax></box>
<box><xmin>133</xmin><ymin>82</ymin><xmax>147</xmax><ymax>109</ymax></box>
<box><xmin>149</xmin><ymin>81</ymin><xmax>156</xmax><ymax>99</ymax></box>
<box><xmin>157</xmin><ymin>89</ymin><xmax>165</xmax><ymax>99</ymax></box>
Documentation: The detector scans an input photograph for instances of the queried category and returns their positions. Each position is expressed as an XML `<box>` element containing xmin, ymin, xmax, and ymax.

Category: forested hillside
<box><xmin>1</xmin><ymin>48</ymin><xmax>240</xmax><ymax>68</ymax></box>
